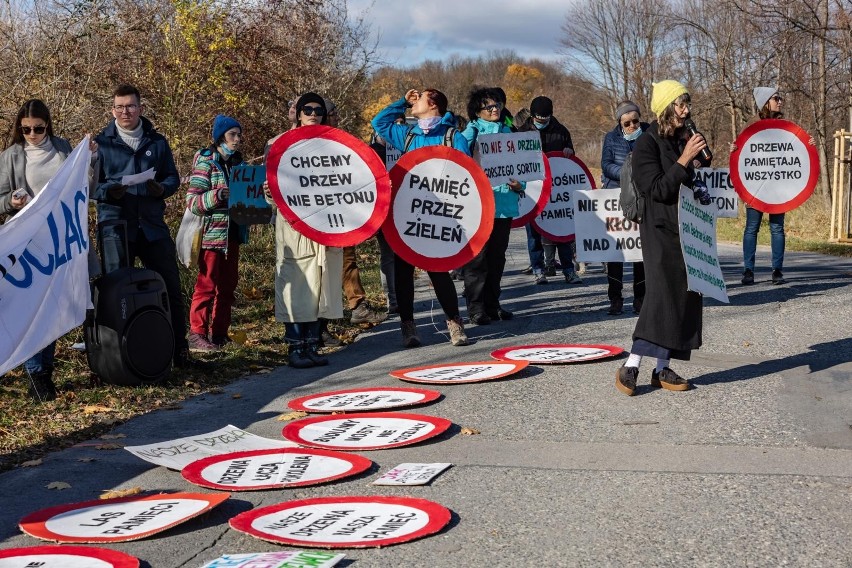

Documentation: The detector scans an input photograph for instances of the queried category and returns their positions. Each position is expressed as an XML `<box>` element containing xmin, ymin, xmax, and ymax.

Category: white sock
<box><xmin>626</xmin><ymin>353</ymin><xmax>642</xmax><ymax>368</ymax></box>
<box><xmin>655</xmin><ymin>358</ymin><xmax>670</xmax><ymax>372</ymax></box>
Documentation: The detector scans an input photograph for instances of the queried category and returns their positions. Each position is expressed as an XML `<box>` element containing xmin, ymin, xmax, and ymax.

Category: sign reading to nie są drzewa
<box><xmin>573</xmin><ymin>188</ymin><xmax>642</xmax><ymax>263</ymax></box>
<box><xmin>200</xmin><ymin>550</ymin><xmax>345</xmax><ymax>568</ymax></box>
<box><xmin>18</xmin><ymin>493</ymin><xmax>229</xmax><ymax>543</ymax></box>
<box><xmin>475</xmin><ymin>131</ymin><xmax>546</xmax><ymax>186</ymax></box>
<box><xmin>491</xmin><ymin>344</ymin><xmax>624</xmax><ymax>364</ymax></box>
<box><xmin>678</xmin><ymin>186</ymin><xmax>729</xmax><ymax>303</ymax></box>
<box><xmin>373</xmin><ymin>463</ymin><xmax>452</xmax><ymax>486</ymax></box>
<box><xmin>287</xmin><ymin>387</ymin><xmax>441</xmax><ymax>413</ymax></box>
<box><xmin>0</xmin><ymin>545</ymin><xmax>139</xmax><ymax>568</ymax></box>
<box><xmin>228</xmin><ymin>496</ymin><xmax>452</xmax><ymax>548</ymax></box>
<box><xmin>228</xmin><ymin>164</ymin><xmax>272</xmax><ymax>225</ymax></box>
<box><xmin>729</xmin><ymin>118</ymin><xmax>819</xmax><ymax>214</ymax></box>
<box><xmin>181</xmin><ymin>448</ymin><xmax>373</xmax><ymax>491</ymax></box>
<box><xmin>532</xmin><ymin>153</ymin><xmax>596</xmax><ymax>243</ymax></box>
<box><xmin>693</xmin><ymin>168</ymin><xmax>738</xmax><ymax>218</ymax></box>
<box><xmin>383</xmin><ymin>146</ymin><xmax>495</xmax><ymax>271</ymax></box>
<box><xmin>282</xmin><ymin>412</ymin><xmax>452</xmax><ymax>451</ymax></box>
<box><xmin>266</xmin><ymin>125</ymin><xmax>391</xmax><ymax>247</ymax></box>
<box><xmin>124</xmin><ymin>425</ymin><xmax>296</xmax><ymax>470</ymax></box>
<box><xmin>389</xmin><ymin>360</ymin><xmax>529</xmax><ymax>384</ymax></box>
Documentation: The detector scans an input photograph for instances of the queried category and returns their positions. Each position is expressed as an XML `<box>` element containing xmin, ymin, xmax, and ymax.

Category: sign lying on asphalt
<box><xmin>282</xmin><ymin>413</ymin><xmax>452</xmax><ymax>451</ymax></box>
<box><xmin>390</xmin><ymin>360</ymin><xmax>528</xmax><ymax>384</ymax></box>
<box><xmin>491</xmin><ymin>344</ymin><xmax>624</xmax><ymax>364</ymax></box>
<box><xmin>200</xmin><ymin>550</ymin><xmax>345</xmax><ymax>568</ymax></box>
<box><xmin>373</xmin><ymin>463</ymin><xmax>452</xmax><ymax>486</ymax></box>
<box><xmin>0</xmin><ymin>545</ymin><xmax>139</xmax><ymax>568</ymax></box>
<box><xmin>288</xmin><ymin>387</ymin><xmax>441</xmax><ymax>413</ymax></box>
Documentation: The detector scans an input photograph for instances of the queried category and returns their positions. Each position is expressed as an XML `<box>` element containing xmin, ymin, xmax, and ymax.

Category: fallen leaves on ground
<box><xmin>208</xmin><ymin>387</ymin><xmax>224</xmax><ymax>395</ymax></box>
<box><xmin>277</xmin><ymin>411</ymin><xmax>308</xmax><ymax>421</ymax></box>
<box><xmin>460</xmin><ymin>427</ymin><xmax>481</xmax><ymax>435</ymax></box>
<box><xmin>99</xmin><ymin>433</ymin><xmax>126</xmax><ymax>440</ymax></box>
<box><xmin>83</xmin><ymin>405</ymin><xmax>115</xmax><ymax>414</ymax></box>
<box><xmin>46</xmin><ymin>481</ymin><xmax>71</xmax><ymax>490</ymax></box>
<box><xmin>100</xmin><ymin>487</ymin><xmax>143</xmax><ymax>499</ymax></box>
<box><xmin>20</xmin><ymin>459</ymin><xmax>43</xmax><ymax>467</ymax></box>
<box><xmin>231</xmin><ymin>393</ymin><xmax>243</xmax><ymax>399</ymax></box>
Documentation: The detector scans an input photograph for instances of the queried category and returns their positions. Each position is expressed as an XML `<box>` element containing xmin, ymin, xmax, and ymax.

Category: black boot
<box><xmin>305</xmin><ymin>321</ymin><xmax>329</xmax><ymax>366</ymax></box>
<box><xmin>284</xmin><ymin>323</ymin><xmax>314</xmax><ymax>369</ymax></box>
<box><xmin>27</xmin><ymin>370</ymin><xmax>57</xmax><ymax>402</ymax></box>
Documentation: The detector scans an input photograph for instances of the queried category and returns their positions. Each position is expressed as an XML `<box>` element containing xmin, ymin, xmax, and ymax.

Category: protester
<box><xmin>0</xmin><ymin>99</ymin><xmax>98</xmax><ymax>401</ymax></box>
<box><xmin>185</xmin><ymin>115</ymin><xmax>248</xmax><ymax>352</ymax></box>
<box><xmin>615</xmin><ymin>80</ymin><xmax>711</xmax><ymax>396</ymax></box>
<box><xmin>740</xmin><ymin>87</ymin><xmax>788</xmax><ymax>286</ymax></box>
<box><xmin>460</xmin><ymin>87</ymin><xmax>523</xmax><ymax>324</ymax></box>
<box><xmin>264</xmin><ymin>93</ymin><xmax>343</xmax><ymax>368</ymax></box>
<box><xmin>517</xmin><ymin>96</ymin><xmax>582</xmax><ymax>284</ymax></box>
<box><xmin>95</xmin><ymin>84</ymin><xmax>199</xmax><ymax>369</ymax></box>
<box><xmin>372</xmin><ymin>88</ymin><xmax>470</xmax><ymax>348</ymax></box>
<box><xmin>600</xmin><ymin>100</ymin><xmax>648</xmax><ymax>315</ymax></box>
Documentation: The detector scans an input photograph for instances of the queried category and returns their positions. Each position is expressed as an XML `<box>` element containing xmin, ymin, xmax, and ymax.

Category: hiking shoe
<box><xmin>651</xmin><ymin>368</ymin><xmax>690</xmax><ymax>391</ymax></box>
<box><xmin>564</xmin><ymin>272</ymin><xmax>583</xmax><ymax>284</ymax></box>
<box><xmin>188</xmin><ymin>332</ymin><xmax>219</xmax><ymax>353</ymax></box>
<box><xmin>607</xmin><ymin>298</ymin><xmax>624</xmax><ymax>315</ymax></box>
<box><xmin>633</xmin><ymin>297</ymin><xmax>643</xmax><ymax>314</ymax></box>
<box><xmin>534</xmin><ymin>272</ymin><xmax>548</xmax><ymax>285</ymax></box>
<box><xmin>470</xmin><ymin>312</ymin><xmax>491</xmax><ymax>325</ymax></box>
<box><xmin>741</xmin><ymin>269</ymin><xmax>754</xmax><ymax>285</ymax></box>
<box><xmin>772</xmin><ymin>269</ymin><xmax>785</xmax><ymax>285</ymax></box>
<box><xmin>521</xmin><ymin>265</ymin><xmax>533</xmax><ymax>275</ymax></box>
<box><xmin>401</xmin><ymin>320</ymin><xmax>421</xmax><ymax>348</ymax></box>
<box><xmin>545</xmin><ymin>266</ymin><xmax>557</xmax><ymax>277</ymax></box>
<box><xmin>320</xmin><ymin>330</ymin><xmax>342</xmax><ymax>347</ymax></box>
<box><xmin>615</xmin><ymin>366</ymin><xmax>638</xmax><ymax>396</ymax></box>
<box><xmin>350</xmin><ymin>302</ymin><xmax>388</xmax><ymax>325</ymax></box>
<box><xmin>447</xmin><ymin>316</ymin><xmax>469</xmax><ymax>346</ymax></box>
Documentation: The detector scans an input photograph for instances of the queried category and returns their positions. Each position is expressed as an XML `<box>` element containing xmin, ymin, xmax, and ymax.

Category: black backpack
<box><xmin>619</xmin><ymin>152</ymin><xmax>643</xmax><ymax>223</ymax></box>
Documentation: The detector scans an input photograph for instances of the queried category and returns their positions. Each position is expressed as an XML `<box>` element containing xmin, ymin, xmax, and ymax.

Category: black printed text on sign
<box><xmin>19</xmin><ymin>493</ymin><xmax>229</xmax><ymax>543</ymax></box>
<box><xmin>383</xmin><ymin>146</ymin><xmax>495</xmax><ymax>271</ymax></box>
<box><xmin>574</xmin><ymin>189</ymin><xmax>642</xmax><ymax>263</ymax></box>
<box><xmin>491</xmin><ymin>344</ymin><xmax>624</xmax><ymax>364</ymax></box>
<box><xmin>229</xmin><ymin>496</ymin><xmax>451</xmax><ymax>548</ymax></box>
<box><xmin>0</xmin><ymin>546</ymin><xmax>139</xmax><ymax>568</ymax></box>
<box><xmin>532</xmin><ymin>153</ymin><xmax>596</xmax><ymax>243</ymax></box>
<box><xmin>729</xmin><ymin>119</ymin><xmax>818</xmax><ymax>214</ymax></box>
<box><xmin>476</xmin><ymin>131</ymin><xmax>546</xmax><ymax>185</ymax></box>
<box><xmin>282</xmin><ymin>412</ymin><xmax>452</xmax><ymax>451</ymax></box>
<box><xmin>390</xmin><ymin>360</ymin><xmax>529</xmax><ymax>384</ymax></box>
<box><xmin>288</xmin><ymin>387</ymin><xmax>441</xmax><ymax>413</ymax></box>
<box><xmin>512</xmin><ymin>157</ymin><xmax>552</xmax><ymax>228</ymax></box>
<box><xmin>181</xmin><ymin>448</ymin><xmax>372</xmax><ymax>491</ymax></box>
<box><xmin>266</xmin><ymin>125</ymin><xmax>391</xmax><ymax>247</ymax></box>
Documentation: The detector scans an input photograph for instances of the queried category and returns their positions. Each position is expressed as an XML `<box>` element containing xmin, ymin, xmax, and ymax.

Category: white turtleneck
<box><xmin>25</xmin><ymin>137</ymin><xmax>64</xmax><ymax>195</ymax></box>
<box><xmin>116</xmin><ymin>120</ymin><xmax>143</xmax><ymax>151</ymax></box>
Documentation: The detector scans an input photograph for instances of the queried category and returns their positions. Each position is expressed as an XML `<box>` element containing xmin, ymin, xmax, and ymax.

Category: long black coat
<box><xmin>631</xmin><ymin>121</ymin><xmax>703</xmax><ymax>353</ymax></box>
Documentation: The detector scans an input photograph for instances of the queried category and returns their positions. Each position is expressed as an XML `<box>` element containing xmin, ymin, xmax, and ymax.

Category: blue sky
<box><xmin>347</xmin><ymin>0</ymin><xmax>568</xmax><ymax>67</ymax></box>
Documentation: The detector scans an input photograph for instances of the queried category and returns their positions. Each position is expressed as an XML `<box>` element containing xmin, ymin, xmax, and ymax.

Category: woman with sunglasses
<box><xmin>264</xmin><ymin>93</ymin><xmax>343</xmax><ymax>368</ymax></box>
<box><xmin>600</xmin><ymin>100</ymin><xmax>649</xmax><ymax>316</ymax></box>
<box><xmin>460</xmin><ymin>87</ymin><xmax>523</xmax><ymax>325</ymax></box>
<box><xmin>0</xmin><ymin>99</ymin><xmax>98</xmax><ymax>401</ymax></box>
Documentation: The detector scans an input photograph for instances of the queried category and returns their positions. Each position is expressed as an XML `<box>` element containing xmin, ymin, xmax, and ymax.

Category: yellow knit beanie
<box><xmin>650</xmin><ymin>80</ymin><xmax>688</xmax><ymax>118</ymax></box>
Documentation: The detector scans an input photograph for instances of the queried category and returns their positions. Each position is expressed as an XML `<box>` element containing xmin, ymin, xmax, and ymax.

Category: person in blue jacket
<box><xmin>460</xmin><ymin>87</ymin><xmax>524</xmax><ymax>324</ymax></box>
<box><xmin>600</xmin><ymin>100</ymin><xmax>648</xmax><ymax>316</ymax></box>
<box><xmin>372</xmin><ymin>88</ymin><xmax>470</xmax><ymax>349</ymax></box>
<box><xmin>95</xmin><ymin>84</ymin><xmax>198</xmax><ymax>369</ymax></box>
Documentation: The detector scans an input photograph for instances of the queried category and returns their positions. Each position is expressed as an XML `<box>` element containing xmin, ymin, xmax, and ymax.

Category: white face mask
<box><xmin>623</xmin><ymin>127</ymin><xmax>642</xmax><ymax>141</ymax></box>
<box><xmin>534</xmin><ymin>118</ymin><xmax>550</xmax><ymax>130</ymax></box>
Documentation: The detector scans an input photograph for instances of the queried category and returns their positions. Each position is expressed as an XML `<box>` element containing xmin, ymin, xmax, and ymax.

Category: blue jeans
<box><xmin>526</xmin><ymin>223</ymin><xmax>545</xmax><ymax>272</ymax></box>
<box><xmin>743</xmin><ymin>208</ymin><xmax>785</xmax><ymax>271</ymax></box>
<box><xmin>24</xmin><ymin>342</ymin><xmax>56</xmax><ymax>375</ymax></box>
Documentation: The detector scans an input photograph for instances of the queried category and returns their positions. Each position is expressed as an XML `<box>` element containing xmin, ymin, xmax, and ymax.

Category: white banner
<box><xmin>475</xmin><ymin>131</ymin><xmax>545</xmax><ymax>185</ymax></box>
<box><xmin>574</xmin><ymin>189</ymin><xmax>642</xmax><ymax>262</ymax></box>
<box><xmin>385</xmin><ymin>144</ymin><xmax>401</xmax><ymax>172</ymax></box>
<box><xmin>0</xmin><ymin>140</ymin><xmax>93</xmax><ymax>375</ymax></box>
<box><xmin>678</xmin><ymin>186</ymin><xmax>729</xmax><ymax>303</ymax></box>
<box><xmin>694</xmin><ymin>168</ymin><xmax>738</xmax><ymax>218</ymax></box>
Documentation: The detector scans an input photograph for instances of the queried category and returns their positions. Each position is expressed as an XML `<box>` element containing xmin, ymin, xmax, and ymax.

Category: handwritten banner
<box><xmin>201</xmin><ymin>551</ymin><xmax>345</xmax><ymax>568</ymax></box>
<box><xmin>678</xmin><ymin>186</ymin><xmax>729</xmax><ymax>303</ymax></box>
<box><xmin>0</xmin><ymin>546</ymin><xmax>139</xmax><ymax>568</ymax></box>
<box><xmin>491</xmin><ymin>344</ymin><xmax>624</xmax><ymax>364</ymax></box>
<box><xmin>532</xmin><ymin>153</ymin><xmax>596</xmax><ymax>243</ymax></box>
<box><xmin>228</xmin><ymin>165</ymin><xmax>271</xmax><ymax>225</ymax></box>
<box><xmin>282</xmin><ymin>412</ymin><xmax>451</xmax><ymax>451</ymax></box>
<box><xmin>287</xmin><ymin>387</ymin><xmax>441</xmax><ymax>413</ymax></box>
<box><xmin>574</xmin><ymin>188</ymin><xmax>642</xmax><ymax>262</ymax></box>
<box><xmin>694</xmin><ymin>168</ymin><xmax>738</xmax><ymax>218</ymax></box>
<box><xmin>511</xmin><ymin>157</ymin><xmax>552</xmax><ymax>228</ymax></box>
<box><xmin>373</xmin><ymin>463</ymin><xmax>452</xmax><ymax>486</ymax></box>
<box><xmin>475</xmin><ymin>131</ymin><xmax>546</xmax><ymax>186</ymax></box>
<box><xmin>390</xmin><ymin>360</ymin><xmax>528</xmax><ymax>384</ymax></box>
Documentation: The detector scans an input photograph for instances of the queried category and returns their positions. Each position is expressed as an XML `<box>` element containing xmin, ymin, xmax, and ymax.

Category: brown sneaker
<box><xmin>615</xmin><ymin>366</ymin><xmax>638</xmax><ymax>396</ymax></box>
<box><xmin>401</xmin><ymin>320</ymin><xmax>421</xmax><ymax>348</ymax></box>
<box><xmin>188</xmin><ymin>332</ymin><xmax>219</xmax><ymax>353</ymax></box>
<box><xmin>447</xmin><ymin>316</ymin><xmax>468</xmax><ymax>346</ymax></box>
<box><xmin>651</xmin><ymin>368</ymin><xmax>690</xmax><ymax>391</ymax></box>
<box><xmin>350</xmin><ymin>302</ymin><xmax>388</xmax><ymax>325</ymax></box>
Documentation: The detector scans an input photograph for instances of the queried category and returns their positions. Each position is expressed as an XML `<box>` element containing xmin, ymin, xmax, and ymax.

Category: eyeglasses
<box><xmin>481</xmin><ymin>103</ymin><xmax>503</xmax><ymax>113</ymax></box>
<box><xmin>621</xmin><ymin>119</ymin><xmax>640</xmax><ymax>128</ymax></box>
<box><xmin>113</xmin><ymin>104</ymin><xmax>139</xmax><ymax>113</ymax></box>
<box><xmin>770</xmin><ymin>95</ymin><xmax>783</xmax><ymax>103</ymax></box>
<box><xmin>20</xmin><ymin>125</ymin><xmax>47</xmax><ymax>135</ymax></box>
<box><xmin>301</xmin><ymin>106</ymin><xmax>326</xmax><ymax>116</ymax></box>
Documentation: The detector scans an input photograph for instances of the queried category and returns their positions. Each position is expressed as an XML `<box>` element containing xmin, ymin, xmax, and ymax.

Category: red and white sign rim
<box><xmin>491</xmin><ymin>343</ymin><xmax>624</xmax><ymax>364</ymax></box>
<box><xmin>287</xmin><ymin>387</ymin><xmax>442</xmax><ymax>413</ymax></box>
<box><xmin>282</xmin><ymin>412</ymin><xmax>452</xmax><ymax>450</ymax></box>
<box><xmin>532</xmin><ymin>152</ymin><xmax>596</xmax><ymax>243</ymax></box>
<box><xmin>511</xmin><ymin>152</ymin><xmax>553</xmax><ymax>228</ymax></box>
<box><xmin>0</xmin><ymin>546</ymin><xmax>139</xmax><ymax>567</ymax></box>
<box><xmin>229</xmin><ymin>496</ymin><xmax>451</xmax><ymax>548</ymax></box>
<box><xmin>389</xmin><ymin>360</ymin><xmax>530</xmax><ymax>384</ymax></box>
<box><xmin>181</xmin><ymin>448</ymin><xmax>373</xmax><ymax>490</ymax></box>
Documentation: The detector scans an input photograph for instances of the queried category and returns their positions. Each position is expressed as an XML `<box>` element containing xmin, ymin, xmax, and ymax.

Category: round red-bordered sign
<box><xmin>288</xmin><ymin>387</ymin><xmax>441</xmax><ymax>413</ymax></box>
<box><xmin>266</xmin><ymin>125</ymin><xmax>391</xmax><ymax>247</ymax></box>
<box><xmin>532</xmin><ymin>153</ymin><xmax>596</xmax><ymax>243</ymax></box>
<box><xmin>282</xmin><ymin>412</ymin><xmax>451</xmax><ymax>451</ymax></box>
<box><xmin>181</xmin><ymin>448</ymin><xmax>372</xmax><ymax>491</ymax></box>
<box><xmin>19</xmin><ymin>492</ymin><xmax>229</xmax><ymax>543</ymax></box>
<box><xmin>229</xmin><ymin>496</ymin><xmax>451</xmax><ymax>548</ymax></box>
<box><xmin>383</xmin><ymin>146</ymin><xmax>495</xmax><ymax>271</ymax></box>
<box><xmin>729</xmin><ymin>119</ymin><xmax>819</xmax><ymax>214</ymax></box>
<box><xmin>511</xmin><ymin>153</ymin><xmax>552</xmax><ymax>228</ymax></box>
<box><xmin>390</xmin><ymin>360</ymin><xmax>529</xmax><ymax>384</ymax></box>
<box><xmin>0</xmin><ymin>546</ymin><xmax>138</xmax><ymax>568</ymax></box>
<box><xmin>491</xmin><ymin>344</ymin><xmax>623</xmax><ymax>364</ymax></box>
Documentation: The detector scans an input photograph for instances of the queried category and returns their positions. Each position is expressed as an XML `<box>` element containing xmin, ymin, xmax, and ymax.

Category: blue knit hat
<box><xmin>212</xmin><ymin>115</ymin><xmax>241</xmax><ymax>143</ymax></box>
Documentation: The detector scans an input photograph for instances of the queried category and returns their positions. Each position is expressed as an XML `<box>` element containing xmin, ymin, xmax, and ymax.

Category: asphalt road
<box><xmin>1</xmin><ymin>230</ymin><xmax>851</xmax><ymax>567</ymax></box>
